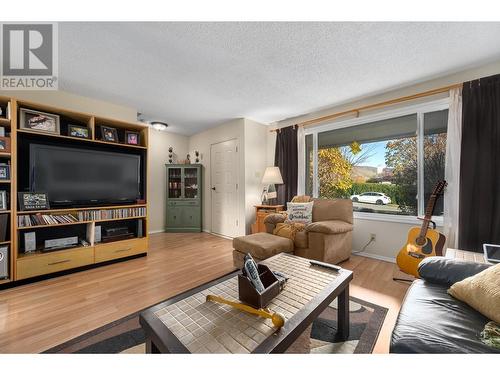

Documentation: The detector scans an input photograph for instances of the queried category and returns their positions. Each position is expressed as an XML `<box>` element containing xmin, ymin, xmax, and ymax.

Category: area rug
<box><xmin>46</xmin><ymin>296</ymin><xmax>387</xmax><ymax>354</ymax></box>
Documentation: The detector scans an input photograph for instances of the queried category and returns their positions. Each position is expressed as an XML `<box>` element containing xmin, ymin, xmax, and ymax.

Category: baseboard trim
<box><xmin>354</xmin><ymin>251</ymin><xmax>396</xmax><ymax>264</ymax></box>
<box><xmin>203</xmin><ymin>229</ymin><xmax>234</xmax><ymax>240</ymax></box>
<box><xmin>148</xmin><ymin>229</ymin><xmax>165</xmax><ymax>234</ymax></box>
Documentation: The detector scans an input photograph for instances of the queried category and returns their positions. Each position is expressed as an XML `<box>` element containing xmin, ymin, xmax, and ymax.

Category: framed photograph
<box><xmin>101</xmin><ymin>126</ymin><xmax>118</xmax><ymax>143</ymax></box>
<box><xmin>0</xmin><ymin>164</ymin><xmax>9</xmax><ymax>180</ymax></box>
<box><xmin>18</xmin><ymin>192</ymin><xmax>50</xmax><ymax>211</ymax></box>
<box><xmin>0</xmin><ymin>137</ymin><xmax>10</xmax><ymax>153</ymax></box>
<box><xmin>125</xmin><ymin>131</ymin><xmax>140</xmax><ymax>145</ymax></box>
<box><xmin>20</xmin><ymin>108</ymin><xmax>60</xmax><ymax>134</ymax></box>
<box><xmin>68</xmin><ymin>124</ymin><xmax>90</xmax><ymax>139</ymax></box>
<box><xmin>0</xmin><ymin>191</ymin><xmax>7</xmax><ymax>210</ymax></box>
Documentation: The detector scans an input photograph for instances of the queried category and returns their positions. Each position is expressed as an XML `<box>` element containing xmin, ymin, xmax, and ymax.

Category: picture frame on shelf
<box><xmin>20</xmin><ymin>108</ymin><xmax>60</xmax><ymax>134</ymax></box>
<box><xmin>18</xmin><ymin>192</ymin><xmax>50</xmax><ymax>211</ymax></box>
<box><xmin>0</xmin><ymin>191</ymin><xmax>7</xmax><ymax>210</ymax></box>
<box><xmin>0</xmin><ymin>164</ymin><xmax>9</xmax><ymax>180</ymax></box>
<box><xmin>101</xmin><ymin>126</ymin><xmax>119</xmax><ymax>143</ymax></box>
<box><xmin>125</xmin><ymin>131</ymin><xmax>140</xmax><ymax>145</ymax></box>
<box><xmin>0</xmin><ymin>137</ymin><xmax>10</xmax><ymax>153</ymax></box>
<box><xmin>68</xmin><ymin>124</ymin><xmax>90</xmax><ymax>139</ymax></box>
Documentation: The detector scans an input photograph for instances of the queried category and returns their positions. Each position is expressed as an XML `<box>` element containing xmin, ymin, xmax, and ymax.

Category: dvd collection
<box><xmin>18</xmin><ymin>207</ymin><xmax>146</xmax><ymax>228</ymax></box>
<box><xmin>77</xmin><ymin>207</ymin><xmax>146</xmax><ymax>221</ymax></box>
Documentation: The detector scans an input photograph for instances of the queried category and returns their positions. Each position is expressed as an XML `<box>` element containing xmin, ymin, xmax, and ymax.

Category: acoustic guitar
<box><xmin>396</xmin><ymin>180</ymin><xmax>447</xmax><ymax>277</ymax></box>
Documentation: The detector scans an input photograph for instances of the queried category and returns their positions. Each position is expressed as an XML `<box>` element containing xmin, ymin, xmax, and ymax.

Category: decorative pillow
<box><xmin>291</xmin><ymin>195</ymin><xmax>311</xmax><ymax>203</ymax></box>
<box><xmin>273</xmin><ymin>222</ymin><xmax>306</xmax><ymax>241</ymax></box>
<box><xmin>481</xmin><ymin>321</ymin><xmax>500</xmax><ymax>349</ymax></box>
<box><xmin>286</xmin><ymin>202</ymin><xmax>313</xmax><ymax>224</ymax></box>
<box><xmin>448</xmin><ymin>263</ymin><xmax>500</xmax><ymax>323</ymax></box>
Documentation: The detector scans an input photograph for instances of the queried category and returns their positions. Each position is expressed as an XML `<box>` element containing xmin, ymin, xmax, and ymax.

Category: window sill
<box><xmin>353</xmin><ymin>211</ymin><xmax>444</xmax><ymax>227</ymax></box>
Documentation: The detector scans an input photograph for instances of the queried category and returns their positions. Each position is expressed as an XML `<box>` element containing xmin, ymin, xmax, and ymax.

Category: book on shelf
<box><xmin>18</xmin><ymin>213</ymin><xmax>79</xmax><ymax>227</ymax></box>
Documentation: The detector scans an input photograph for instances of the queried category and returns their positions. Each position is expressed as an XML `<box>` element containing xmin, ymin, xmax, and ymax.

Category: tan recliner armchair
<box><xmin>264</xmin><ymin>199</ymin><xmax>353</xmax><ymax>264</ymax></box>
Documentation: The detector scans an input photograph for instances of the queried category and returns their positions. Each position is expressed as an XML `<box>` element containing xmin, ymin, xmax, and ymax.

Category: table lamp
<box><xmin>261</xmin><ymin>166</ymin><xmax>283</xmax><ymax>204</ymax></box>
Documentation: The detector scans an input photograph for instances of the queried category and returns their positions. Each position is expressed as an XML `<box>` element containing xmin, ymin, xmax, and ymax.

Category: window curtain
<box><xmin>458</xmin><ymin>74</ymin><xmax>500</xmax><ymax>252</ymax></box>
<box><xmin>443</xmin><ymin>88</ymin><xmax>462</xmax><ymax>248</ymax></box>
<box><xmin>274</xmin><ymin>126</ymin><xmax>298</xmax><ymax>205</ymax></box>
<box><xmin>297</xmin><ymin>126</ymin><xmax>306</xmax><ymax>196</ymax></box>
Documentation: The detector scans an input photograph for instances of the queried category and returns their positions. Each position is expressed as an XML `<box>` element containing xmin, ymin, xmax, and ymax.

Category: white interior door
<box><xmin>211</xmin><ymin>139</ymin><xmax>239</xmax><ymax>237</ymax></box>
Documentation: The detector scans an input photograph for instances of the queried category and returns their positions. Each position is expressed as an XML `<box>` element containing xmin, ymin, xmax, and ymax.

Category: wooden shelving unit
<box><xmin>0</xmin><ymin>96</ymin><xmax>150</xmax><ymax>284</ymax></box>
<box><xmin>0</xmin><ymin>96</ymin><xmax>13</xmax><ymax>284</ymax></box>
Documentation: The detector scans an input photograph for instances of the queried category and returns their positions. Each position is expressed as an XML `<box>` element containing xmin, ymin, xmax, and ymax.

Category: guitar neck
<box><xmin>419</xmin><ymin>194</ymin><xmax>438</xmax><ymax>238</ymax></box>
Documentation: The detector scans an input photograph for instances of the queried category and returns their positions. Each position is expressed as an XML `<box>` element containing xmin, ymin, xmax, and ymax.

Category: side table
<box><xmin>445</xmin><ymin>248</ymin><xmax>487</xmax><ymax>263</ymax></box>
<box><xmin>251</xmin><ymin>205</ymin><xmax>284</xmax><ymax>234</ymax></box>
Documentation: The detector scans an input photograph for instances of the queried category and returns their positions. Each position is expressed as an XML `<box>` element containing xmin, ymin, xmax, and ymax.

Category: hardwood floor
<box><xmin>0</xmin><ymin>232</ymin><xmax>408</xmax><ymax>353</ymax></box>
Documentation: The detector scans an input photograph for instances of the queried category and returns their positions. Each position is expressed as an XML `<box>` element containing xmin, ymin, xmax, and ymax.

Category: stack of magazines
<box><xmin>18</xmin><ymin>213</ymin><xmax>79</xmax><ymax>227</ymax></box>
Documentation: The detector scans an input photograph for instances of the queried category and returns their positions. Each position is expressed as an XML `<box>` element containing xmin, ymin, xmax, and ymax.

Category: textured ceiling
<box><xmin>59</xmin><ymin>22</ymin><xmax>500</xmax><ymax>135</ymax></box>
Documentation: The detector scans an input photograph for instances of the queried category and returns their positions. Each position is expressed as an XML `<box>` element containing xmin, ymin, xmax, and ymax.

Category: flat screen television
<box><xmin>29</xmin><ymin>143</ymin><xmax>141</xmax><ymax>207</ymax></box>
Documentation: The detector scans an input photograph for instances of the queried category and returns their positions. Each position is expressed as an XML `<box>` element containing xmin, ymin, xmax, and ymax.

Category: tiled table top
<box><xmin>152</xmin><ymin>253</ymin><xmax>342</xmax><ymax>353</ymax></box>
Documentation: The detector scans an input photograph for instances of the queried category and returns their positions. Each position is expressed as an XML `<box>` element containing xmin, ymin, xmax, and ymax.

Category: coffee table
<box><xmin>140</xmin><ymin>253</ymin><xmax>353</xmax><ymax>353</ymax></box>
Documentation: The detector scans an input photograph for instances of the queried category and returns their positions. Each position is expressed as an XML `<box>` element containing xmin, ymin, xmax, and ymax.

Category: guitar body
<box><xmin>396</xmin><ymin>227</ymin><xmax>446</xmax><ymax>277</ymax></box>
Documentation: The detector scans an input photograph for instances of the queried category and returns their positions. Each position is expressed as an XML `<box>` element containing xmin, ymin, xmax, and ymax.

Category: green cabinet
<box><xmin>165</xmin><ymin>164</ymin><xmax>202</xmax><ymax>232</ymax></box>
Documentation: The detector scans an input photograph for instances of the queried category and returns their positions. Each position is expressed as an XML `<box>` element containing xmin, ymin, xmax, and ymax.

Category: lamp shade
<box><xmin>261</xmin><ymin>167</ymin><xmax>283</xmax><ymax>185</ymax></box>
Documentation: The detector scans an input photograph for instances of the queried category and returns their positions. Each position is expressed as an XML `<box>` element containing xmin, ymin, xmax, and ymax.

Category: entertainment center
<box><xmin>0</xmin><ymin>96</ymin><xmax>149</xmax><ymax>285</ymax></box>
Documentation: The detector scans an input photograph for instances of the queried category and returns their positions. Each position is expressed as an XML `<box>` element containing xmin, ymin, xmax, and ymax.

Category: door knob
<box><xmin>211</xmin><ymin>187</ymin><xmax>216</xmax><ymax>191</ymax></box>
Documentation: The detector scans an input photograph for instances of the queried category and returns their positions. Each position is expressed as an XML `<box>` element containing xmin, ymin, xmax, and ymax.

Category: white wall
<box><xmin>188</xmin><ymin>119</ymin><xmax>246</xmax><ymax>236</ymax></box>
<box><xmin>269</xmin><ymin>60</ymin><xmax>500</xmax><ymax>261</ymax></box>
<box><xmin>148</xmin><ymin>129</ymin><xmax>189</xmax><ymax>233</ymax></box>
<box><xmin>244</xmin><ymin>119</ymin><xmax>269</xmax><ymax>233</ymax></box>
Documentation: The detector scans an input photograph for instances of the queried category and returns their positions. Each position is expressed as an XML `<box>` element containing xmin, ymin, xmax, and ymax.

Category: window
<box><xmin>305</xmin><ymin>104</ymin><xmax>448</xmax><ymax>219</ymax></box>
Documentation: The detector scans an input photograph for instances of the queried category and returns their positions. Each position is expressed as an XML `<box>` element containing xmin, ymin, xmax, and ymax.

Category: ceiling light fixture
<box><xmin>150</xmin><ymin>121</ymin><xmax>169</xmax><ymax>131</ymax></box>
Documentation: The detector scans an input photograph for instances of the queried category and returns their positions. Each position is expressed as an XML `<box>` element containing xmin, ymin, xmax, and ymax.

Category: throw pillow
<box><xmin>448</xmin><ymin>263</ymin><xmax>500</xmax><ymax>323</ymax></box>
<box><xmin>286</xmin><ymin>201</ymin><xmax>313</xmax><ymax>224</ymax></box>
<box><xmin>480</xmin><ymin>321</ymin><xmax>500</xmax><ymax>350</ymax></box>
<box><xmin>273</xmin><ymin>222</ymin><xmax>306</xmax><ymax>241</ymax></box>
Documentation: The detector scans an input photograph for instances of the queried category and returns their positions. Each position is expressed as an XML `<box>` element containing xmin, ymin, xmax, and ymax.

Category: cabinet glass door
<box><xmin>168</xmin><ymin>168</ymin><xmax>182</xmax><ymax>199</ymax></box>
<box><xmin>183</xmin><ymin>167</ymin><xmax>199</xmax><ymax>199</ymax></box>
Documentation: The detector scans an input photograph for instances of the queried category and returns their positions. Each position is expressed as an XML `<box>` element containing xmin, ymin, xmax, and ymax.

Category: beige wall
<box><xmin>244</xmin><ymin>119</ymin><xmax>269</xmax><ymax>233</ymax></box>
<box><xmin>148</xmin><ymin>129</ymin><xmax>189</xmax><ymax>233</ymax></box>
<box><xmin>188</xmin><ymin>119</ymin><xmax>246</xmax><ymax>236</ymax></box>
<box><xmin>0</xmin><ymin>89</ymin><xmax>192</xmax><ymax>234</ymax></box>
<box><xmin>270</xmin><ymin>60</ymin><xmax>500</xmax><ymax>261</ymax></box>
<box><xmin>0</xmin><ymin>89</ymin><xmax>137</xmax><ymax>122</ymax></box>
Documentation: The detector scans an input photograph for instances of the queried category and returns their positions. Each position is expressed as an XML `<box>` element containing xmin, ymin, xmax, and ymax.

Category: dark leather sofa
<box><xmin>391</xmin><ymin>257</ymin><xmax>499</xmax><ymax>353</ymax></box>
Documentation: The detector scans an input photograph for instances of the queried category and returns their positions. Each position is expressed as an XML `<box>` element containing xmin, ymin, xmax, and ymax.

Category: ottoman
<box><xmin>232</xmin><ymin>232</ymin><xmax>294</xmax><ymax>268</ymax></box>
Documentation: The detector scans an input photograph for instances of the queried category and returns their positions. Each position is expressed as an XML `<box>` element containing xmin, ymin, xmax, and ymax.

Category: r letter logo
<box><xmin>1</xmin><ymin>23</ymin><xmax>58</xmax><ymax>90</ymax></box>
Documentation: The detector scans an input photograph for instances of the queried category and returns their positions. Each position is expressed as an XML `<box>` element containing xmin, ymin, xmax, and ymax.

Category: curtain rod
<box><xmin>270</xmin><ymin>82</ymin><xmax>463</xmax><ymax>132</ymax></box>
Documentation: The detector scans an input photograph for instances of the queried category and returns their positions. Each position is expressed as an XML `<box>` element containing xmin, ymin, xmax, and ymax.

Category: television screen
<box><xmin>29</xmin><ymin>144</ymin><xmax>141</xmax><ymax>206</ymax></box>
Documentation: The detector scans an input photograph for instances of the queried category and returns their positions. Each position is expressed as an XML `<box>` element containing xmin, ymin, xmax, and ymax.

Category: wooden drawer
<box><xmin>16</xmin><ymin>247</ymin><xmax>94</xmax><ymax>280</ymax></box>
<box><xmin>95</xmin><ymin>237</ymin><xmax>148</xmax><ymax>263</ymax></box>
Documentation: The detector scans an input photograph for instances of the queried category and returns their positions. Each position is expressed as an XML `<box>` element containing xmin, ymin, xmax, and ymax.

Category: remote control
<box><xmin>309</xmin><ymin>260</ymin><xmax>341</xmax><ymax>271</ymax></box>
<box><xmin>243</xmin><ymin>254</ymin><xmax>265</xmax><ymax>293</ymax></box>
